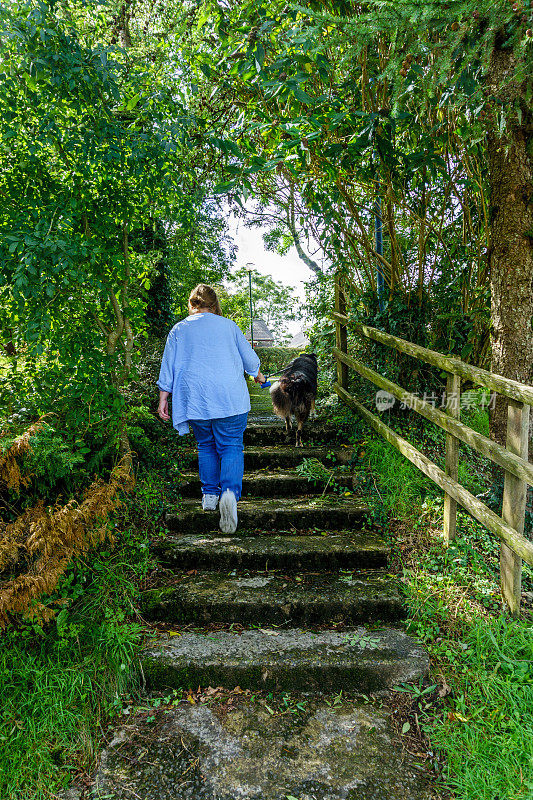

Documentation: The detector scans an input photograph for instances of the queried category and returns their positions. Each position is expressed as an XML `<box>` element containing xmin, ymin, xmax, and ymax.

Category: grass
<box><xmin>0</xmin><ymin>623</ymin><xmax>140</xmax><ymax>799</ymax></box>
<box><xmin>428</xmin><ymin>617</ymin><xmax>533</xmax><ymax>799</ymax></box>
<box><xmin>402</xmin><ymin>546</ymin><xmax>533</xmax><ymax>800</ymax></box>
<box><xmin>364</xmin><ymin>436</ymin><xmax>438</xmax><ymax>519</ymax></box>
<box><xmin>1</xmin><ymin>363</ymin><xmax>529</xmax><ymax>798</ymax></box>
<box><xmin>346</xmin><ymin>402</ymin><xmax>533</xmax><ymax>800</ymax></box>
<box><xmin>0</xmin><ymin>340</ymin><xmax>193</xmax><ymax>799</ymax></box>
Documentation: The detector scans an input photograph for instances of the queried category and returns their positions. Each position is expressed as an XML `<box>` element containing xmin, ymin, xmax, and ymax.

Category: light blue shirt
<box><xmin>156</xmin><ymin>313</ymin><xmax>261</xmax><ymax>435</ymax></box>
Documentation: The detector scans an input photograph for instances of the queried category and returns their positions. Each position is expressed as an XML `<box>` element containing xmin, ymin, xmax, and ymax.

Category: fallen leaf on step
<box><xmin>202</xmin><ymin>686</ymin><xmax>224</xmax><ymax>698</ymax></box>
<box><xmin>260</xmin><ymin>629</ymin><xmax>280</xmax><ymax>636</ymax></box>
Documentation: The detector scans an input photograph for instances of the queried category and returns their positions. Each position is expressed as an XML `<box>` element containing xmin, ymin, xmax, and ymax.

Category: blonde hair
<box><xmin>188</xmin><ymin>284</ymin><xmax>223</xmax><ymax>316</ymax></box>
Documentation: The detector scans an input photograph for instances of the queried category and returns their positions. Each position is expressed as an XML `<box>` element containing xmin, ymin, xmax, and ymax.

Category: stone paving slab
<box><xmin>140</xmin><ymin>570</ymin><xmax>404</xmax><ymax>626</ymax></box>
<box><xmin>165</xmin><ymin>496</ymin><xmax>369</xmax><ymax>533</ymax></box>
<box><xmin>153</xmin><ymin>531</ymin><xmax>389</xmax><ymax>571</ymax></box>
<box><xmin>142</xmin><ymin>627</ymin><xmax>428</xmax><ymax>693</ymax></box>
<box><xmin>92</xmin><ymin>700</ymin><xmax>432</xmax><ymax>800</ymax></box>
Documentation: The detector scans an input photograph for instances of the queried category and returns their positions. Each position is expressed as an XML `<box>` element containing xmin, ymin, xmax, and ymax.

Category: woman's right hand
<box><xmin>158</xmin><ymin>398</ymin><xmax>170</xmax><ymax>421</ymax></box>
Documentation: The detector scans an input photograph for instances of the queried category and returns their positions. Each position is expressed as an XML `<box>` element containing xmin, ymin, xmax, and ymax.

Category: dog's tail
<box><xmin>269</xmin><ymin>380</ymin><xmax>291</xmax><ymax>419</ymax></box>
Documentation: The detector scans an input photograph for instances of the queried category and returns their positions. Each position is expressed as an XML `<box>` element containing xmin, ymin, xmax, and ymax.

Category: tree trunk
<box><xmin>486</xmin><ymin>43</ymin><xmax>533</xmax><ymax>466</ymax></box>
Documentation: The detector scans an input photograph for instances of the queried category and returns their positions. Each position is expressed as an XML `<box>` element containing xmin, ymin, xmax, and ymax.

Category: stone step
<box><xmin>165</xmin><ymin>497</ymin><xmax>369</xmax><ymax>533</ymax></box>
<box><xmin>140</xmin><ymin>570</ymin><xmax>404</xmax><ymax>626</ymax></box>
<box><xmin>142</xmin><ymin>627</ymin><xmax>428</xmax><ymax>694</ymax></box>
<box><xmin>178</xmin><ymin>469</ymin><xmax>354</xmax><ymax>498</ymax></box>
<box><xmin>153</xmin><ymin>531</ymin><xmax>389</xmax><ymax>572</ymax></box>
<box><xmin>179</xmin><ymin>445</ymin><xmax>352</xmax><ymax>471</ymax></box>
<box><xmin>244</xmin><ymin>421</ymin><xmax>340</xmax><ymax>446</ymax></box>
<box><xmin>247</xmin><ymin>382</ymin><xmax>275</xmax><ymax>414</ymax></box>
<box><xmin>93</xmin><ymin>698</ymin><xmax>432</xmax><ymax>800</ymax></box>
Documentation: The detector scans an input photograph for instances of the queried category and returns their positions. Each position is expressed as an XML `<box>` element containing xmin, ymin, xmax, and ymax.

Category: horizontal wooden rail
<box><xmin>334</xmin><ymin>383</ymin><xmax>533</xmax><ymax>567</ymax></box>
<box><xmin>332</xmin><ymin>271</ymin><xmax>532</xmax><ymax>615</ymax></box>
<box><xmin>332</xmin><ymin>347</ymin><xmax>533</xmax><ymax>487</ymax></box>
<box><xmin>330</xmin><ymin>311</ymin><xmax>533</xmax><ymax>406</ymax></box>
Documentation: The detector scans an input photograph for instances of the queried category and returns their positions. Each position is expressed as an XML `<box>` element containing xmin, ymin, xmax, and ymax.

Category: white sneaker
<box><xmin>219</xmin><ymin>489</ymin><xmax>238</xmax><ymax>533</ymax></box>
<box><xmin>202</xmin><ymin>494</ymin><xmax>219</xmax><ymax>511</ymax></box>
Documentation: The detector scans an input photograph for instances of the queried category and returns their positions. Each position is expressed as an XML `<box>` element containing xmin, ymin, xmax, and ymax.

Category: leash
<box><xmin>257</xmin><ymin>359</ymin><xmax>303</xmax><ymax>389</ymax></box>
<box><xmin>253</xmin><ymin>354</ymin><xmax>310</xmax><ymax>389</ymax></box>
<box><xmin>257</xmin><ymin>369</ymin><xmax>286</xmax><ymax>390</ymax></box>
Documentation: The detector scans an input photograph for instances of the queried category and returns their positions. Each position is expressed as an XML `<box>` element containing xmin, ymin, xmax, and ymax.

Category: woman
<box><xmin>156</xmin><ymin>284</ymin><xmax>265</xmax><ymax>533</ymax></box>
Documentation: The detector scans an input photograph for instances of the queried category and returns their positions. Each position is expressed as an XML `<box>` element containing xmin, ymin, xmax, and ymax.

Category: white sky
<box><xmin>226</xmin><ymin>213</ymin><xmax>313</xmax><ymax>335</ymax></box>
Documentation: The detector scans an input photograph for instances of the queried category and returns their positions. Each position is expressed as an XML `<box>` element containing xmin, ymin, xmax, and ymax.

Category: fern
<box><xmin>25</xmin><ymin>424</ymin><xmax>85</xmax><ymax>495</ymax></box>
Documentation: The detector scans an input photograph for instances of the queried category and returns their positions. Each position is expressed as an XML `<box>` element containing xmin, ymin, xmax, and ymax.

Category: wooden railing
<box><xmin>332</xmin><ymin>273</ymin><xmax>533</xmax><ymax>617</ymax></box>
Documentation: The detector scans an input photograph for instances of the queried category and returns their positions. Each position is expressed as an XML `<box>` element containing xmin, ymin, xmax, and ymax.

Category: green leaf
<box><xmin>402</xmin><ymin>722</ymin><xmax>411</xmax><ymax>734</ymax></box>
<box><xmin>126</xmin><ymin>94</ymin><xmax>140</xmax><ymax>110</ymax></box>
<box><xmin>255</xmin><ymin>42</ymin><xmax>265</xmax><ymax>70</ymax></box>
<box><xmin>293</xmin><ymin>87</ymin><xmax>313</xmax><ymax>104</ymax></box>
<box><xmin>24</xmin><ymin>72</ymin><xmax>37</xmax><ymax>91</ymax></box>
<box><xmin>212</xmin><ymin>180</ymin><xmax>236</xmax><ymax>193</ymax></box>
<box><xmin>226</xmin><ymin>141</ymin><xmax>242</xmax><ymax>158</ymax></box>
<box><xmin>197</xmin><ymin>6</ymin><xmax>210</xmax><ymax>30</ymax></box>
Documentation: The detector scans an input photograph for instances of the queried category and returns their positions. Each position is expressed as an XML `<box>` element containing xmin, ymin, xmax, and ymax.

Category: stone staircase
<box><xmin>91</xmin><ymin>386</ymin><xmax>431</xmax><ymax>799</ymax></box>
<box><xmin>138</xmin><ymin>387</ymin><xmax>428</xmax><ymax>695</ymax></box>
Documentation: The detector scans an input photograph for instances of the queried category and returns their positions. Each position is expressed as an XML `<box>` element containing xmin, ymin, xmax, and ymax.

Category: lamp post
<box><xmin>246</xmin><ymin>262</ymin><xmax>254</xmax><ymax>348</ymax></box>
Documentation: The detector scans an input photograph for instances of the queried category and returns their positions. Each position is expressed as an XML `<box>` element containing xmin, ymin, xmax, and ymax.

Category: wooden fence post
<box><xmin>500</xmin><ymin>399</ymin><xmax>530</xmax><ymax>617</ymax></box>
<box><xmin>444</xmin><ymin>372</ymin><xmax>461</xmax><ymax>544</ymax></box>
<box><xmin>334</xmin><ymin>271</ymin><xmax>349</xmax><ymax>390</ymax></box>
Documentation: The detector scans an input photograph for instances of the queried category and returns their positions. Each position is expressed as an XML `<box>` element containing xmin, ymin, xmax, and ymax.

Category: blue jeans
<box><xmin>189</xmin><ymin>413</ymin><xmax>248</xmax><ymax>501</ymax></box>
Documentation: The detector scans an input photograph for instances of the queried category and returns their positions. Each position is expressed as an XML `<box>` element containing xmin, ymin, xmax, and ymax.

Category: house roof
<box><xmin>288</xmin><ymin>329</ymin><xmax>310</xmax><ymax>348</ymax></box>
<box><xmin>244</xmin><ymin>318</ymin><xmax>274</xmax><ymax>342</ymax></box>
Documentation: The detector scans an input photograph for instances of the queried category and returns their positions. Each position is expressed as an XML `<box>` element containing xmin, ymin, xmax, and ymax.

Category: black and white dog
<box><xmin>270</xmin><ymin>354</ymin><xmax>318</xmax><ymax>447</ymax></box>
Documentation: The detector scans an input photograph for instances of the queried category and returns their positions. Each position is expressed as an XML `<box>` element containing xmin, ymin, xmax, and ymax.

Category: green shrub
<box><xmin>1</xmin><ymin>422</ymin><xmax>91</xmax><ymax>515</ymax></box>
<box><xmin>254</xmin><ymin>347</ymin><xmax>303</xmax><ymax>375</ymax></box>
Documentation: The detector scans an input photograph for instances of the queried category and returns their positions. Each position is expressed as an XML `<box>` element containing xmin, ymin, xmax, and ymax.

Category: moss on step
<box><xmin>140</xmin><ymin>570</ymin><xmax>404</xmax><ymax>626</ymax></box>
<box><xmin>153</xmin><ymin>531</ymin><xmax>389</xmax><ymax>571</ymax></box>
<box><xmin>165</xmin><ymin>496</ymin><xmax>369</xmax><ymax>533</ymax></box>
<box><xmin>179</xmin><ymin>445</ymin><xmax>354</xmax><ymax>471</ymax></box>
<box><xmin>244</xmin><ymin>422</ymin><xmax>343</xmax><ymax>446</ymax></box>
<box><xmin>179</xmin><ymin>468</ymin><xmax>356</xmax><ymax>498</ymax></box>
<box><xmin>142</xmin><ymin>627</ymin><xmax>428</xmax><ymax>694</ymax></box>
